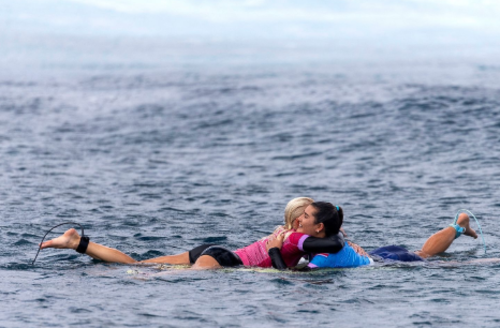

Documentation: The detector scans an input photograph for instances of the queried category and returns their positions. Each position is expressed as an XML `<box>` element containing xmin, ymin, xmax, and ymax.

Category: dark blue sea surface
<box><xmin>2</xmin><ymin>49</ymin><xmax>500</xmax><ymax>327</ymax></box>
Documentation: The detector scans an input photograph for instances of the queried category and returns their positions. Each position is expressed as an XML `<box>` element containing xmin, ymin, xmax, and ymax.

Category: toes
<box><xmin>464</xmin><ymin>229</ymin><xmax>478</xmax><ymax>239</ymax></box>
<box><xmin>40</xmin><ymin>241</ymin><xmax>51</xmax><ymax>249</ymax></box>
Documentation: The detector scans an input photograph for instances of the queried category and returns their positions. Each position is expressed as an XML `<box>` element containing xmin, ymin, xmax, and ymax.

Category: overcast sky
<box><xmin>3</xmin><ymin>0</ymin><xmax>500</xmax><ymax>44</ymax></box>
<box><xmin>2</xmin><ymin>0</ymin><xmax>500</xmax><ymax>73</ymax></box>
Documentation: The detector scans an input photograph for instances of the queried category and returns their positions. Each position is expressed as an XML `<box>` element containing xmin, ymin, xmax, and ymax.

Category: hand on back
<box><xmin>348</xmin><ymin>241</ymin><xmax>368</xmax><ymax>257</ymax></box>
<box><xmin>266</xmin><ymin>231</ymin><xmax>286</xmax><ymax>251</ymax></box>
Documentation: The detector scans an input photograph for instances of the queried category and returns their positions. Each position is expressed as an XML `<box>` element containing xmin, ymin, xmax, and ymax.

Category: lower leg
<box><xmin>415</xmin><ymin>213</ymin><xmax>477</xmax><ymax>259</ymax></box>
<box><xmin>41</xmin><ymin>228</ymin><xmax>192</xmax><ymax>265</ymax></box>
<box><xmin>41</xmin><ymin>228</ymin><xmax>138</xmax><ymax>264</ymax></box>
<box><xmin>86</xmin><ymin>242</ymin><xmax>137</xmax><ymax>264</ymax></box>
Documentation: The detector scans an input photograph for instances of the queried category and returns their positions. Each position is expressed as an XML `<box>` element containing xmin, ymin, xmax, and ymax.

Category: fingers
<box><xmin>340</xmin><ymin>227</ymin><xmax>347</xmax><ymax>237</ymax></box>
<box><xmin>348</xmin><ymin>241</ymin><xmax>368</xmax><ymax>256</ymax></box>
<box><xmin>266</xmin><ymin>240</ymin><xmax>276</xmax><ymax>251</ymax></box>
<box><xmin>266</xmin><ymin>232</ymin><xmax>285</xmax><ymax>251</ymax></box>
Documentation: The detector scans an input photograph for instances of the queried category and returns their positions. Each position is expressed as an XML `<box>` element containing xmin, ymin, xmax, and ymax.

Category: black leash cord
<box><xmin>32</xmin><ymin>222</ymin><xmax>86</xmax><ymax>265</ymax></box>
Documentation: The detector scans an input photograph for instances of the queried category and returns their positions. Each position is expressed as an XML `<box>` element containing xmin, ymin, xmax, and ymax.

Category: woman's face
<box><xmin>296</xmin><ymin>205</ymin><xmax>322</xmax><ymax>235</ymax></box>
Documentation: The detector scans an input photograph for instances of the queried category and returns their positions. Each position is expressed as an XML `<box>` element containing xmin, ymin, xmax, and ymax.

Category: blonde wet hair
<box><xmin>283</xmin><ymin>197</ymin><xmax>314</xmax><ymax>229</ymax></box>
<box><xmin>265</xmin><ymin>197</ymin><xmax>314</xmax><ymax>241</ymax></box>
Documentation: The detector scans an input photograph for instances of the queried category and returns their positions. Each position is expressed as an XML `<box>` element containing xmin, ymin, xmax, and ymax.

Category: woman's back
<box><xmin>308</xmin><ymin>242</ymin><xmax>371</xmax><ymax>269</ymax></box>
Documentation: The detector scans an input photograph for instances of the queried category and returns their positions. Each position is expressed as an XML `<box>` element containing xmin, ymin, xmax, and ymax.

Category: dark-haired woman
<box><xmin>268</xmin><ymin>212</ymin><xmax>479</xmax><ymax>270</ymax></box>
<box><xmin>40</xmin><ymin>201</ymin><xmax>345</xmax><ymax>270</ymax></box>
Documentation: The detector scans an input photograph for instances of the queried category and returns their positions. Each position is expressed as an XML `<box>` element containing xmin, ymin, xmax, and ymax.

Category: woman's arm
<box><xmin>266</xmin><ymin>232</ymin><xmax>345</xmax><ymax>270</ymax></box>
<box><xmin>268</xmin><ymin>248</ymin><xmax>288</xmax><ymax>270</ymax></box>
<box><xmin>266</xmin><ymin>231</ymin><xmax>288</xmax><ymax>270</ymax></box>
<box><xmin>301</xmin><ymin>233</ymin><xmax>345</xmax><ymax>253</ymax></box>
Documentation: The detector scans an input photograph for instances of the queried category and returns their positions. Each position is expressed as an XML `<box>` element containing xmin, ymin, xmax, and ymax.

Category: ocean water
<box><xmin>2</xmin><ymin>41</ymin><xmax>500</xmax><ymax>327</ymax></box>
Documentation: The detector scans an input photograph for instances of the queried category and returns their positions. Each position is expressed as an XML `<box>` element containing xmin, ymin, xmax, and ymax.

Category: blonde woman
<box><xmin>265</xmin><ymin>197</ymin><xmax>314</xmax><ymax>243</ymax></box>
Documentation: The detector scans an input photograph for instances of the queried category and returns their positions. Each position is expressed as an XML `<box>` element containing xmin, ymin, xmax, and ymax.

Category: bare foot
<box><xmin>457</xmin><ymin>213</ymin><xmax>478</xmax><ymax>239</ymax></box>
<box><xmin>40</xmin><ymin>228</ymin><xmax>81</xmax><ymax>250</ymax></box>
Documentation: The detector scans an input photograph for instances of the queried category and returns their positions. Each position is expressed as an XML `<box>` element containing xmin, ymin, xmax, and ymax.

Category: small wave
<box><xmin>201</xmin><ymin>236</ymin><xmax>227</xmax><ymax>243</ymax></box>
<box><xmin>272</xmin><ymin>151</ymin><xmax>323</xmax><ymax>160</ymax></box>
<box><xmin>13</xmin><ymin>238</ymin><xmax>34</xmax><ymax>246</ymax></box>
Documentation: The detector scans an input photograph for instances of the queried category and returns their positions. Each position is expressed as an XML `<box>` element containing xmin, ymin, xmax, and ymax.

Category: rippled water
<box><xmin>2</xmin><ymin>55</ymin><xmax>500</xmax><ymax>327</ymax></box>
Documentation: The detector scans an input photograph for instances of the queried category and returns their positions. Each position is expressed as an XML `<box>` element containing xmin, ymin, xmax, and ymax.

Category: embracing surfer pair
<box><xmin>39</xmin><ymin>197</ymin><xmax>479</xmax><ymax>270</ymax></box>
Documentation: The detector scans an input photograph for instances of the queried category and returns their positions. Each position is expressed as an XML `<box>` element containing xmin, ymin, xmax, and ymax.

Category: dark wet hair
<box><xmin>310</xmin><ymin>202</ymin><xmax>343</xmax><ymax>237</ymax></box>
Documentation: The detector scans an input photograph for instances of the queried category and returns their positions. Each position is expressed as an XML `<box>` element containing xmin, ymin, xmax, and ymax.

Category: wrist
<box><xmin>268</xmin><ymin>247</ymin><xmax>280</xmax><ymax>254</ymax></box>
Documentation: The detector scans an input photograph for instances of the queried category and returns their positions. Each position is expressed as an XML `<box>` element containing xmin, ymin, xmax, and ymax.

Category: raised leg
<box><xmin>414</xmin><ymin>213</ymin><xmax>478</xmax><ymax>259</ymax></box>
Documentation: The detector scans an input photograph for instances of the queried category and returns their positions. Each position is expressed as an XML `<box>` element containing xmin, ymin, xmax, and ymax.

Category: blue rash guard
<box><xmin>307</xmin><ymin>242</ymin><xmax>372</xmax><ymax>269</ymax></box>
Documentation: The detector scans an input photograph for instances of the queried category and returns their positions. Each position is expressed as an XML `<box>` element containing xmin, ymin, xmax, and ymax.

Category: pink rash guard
<box><xmin>234</xmin><ymin>230</ymin><xmax>309</xmax><ymax>268</ymax></box>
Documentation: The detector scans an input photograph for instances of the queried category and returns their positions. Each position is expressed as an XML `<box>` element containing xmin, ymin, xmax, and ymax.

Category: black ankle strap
<box><xmin>76</xmin><ymin>236</ymin><xmax>90</xmax><ymax>254</ymax></box>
